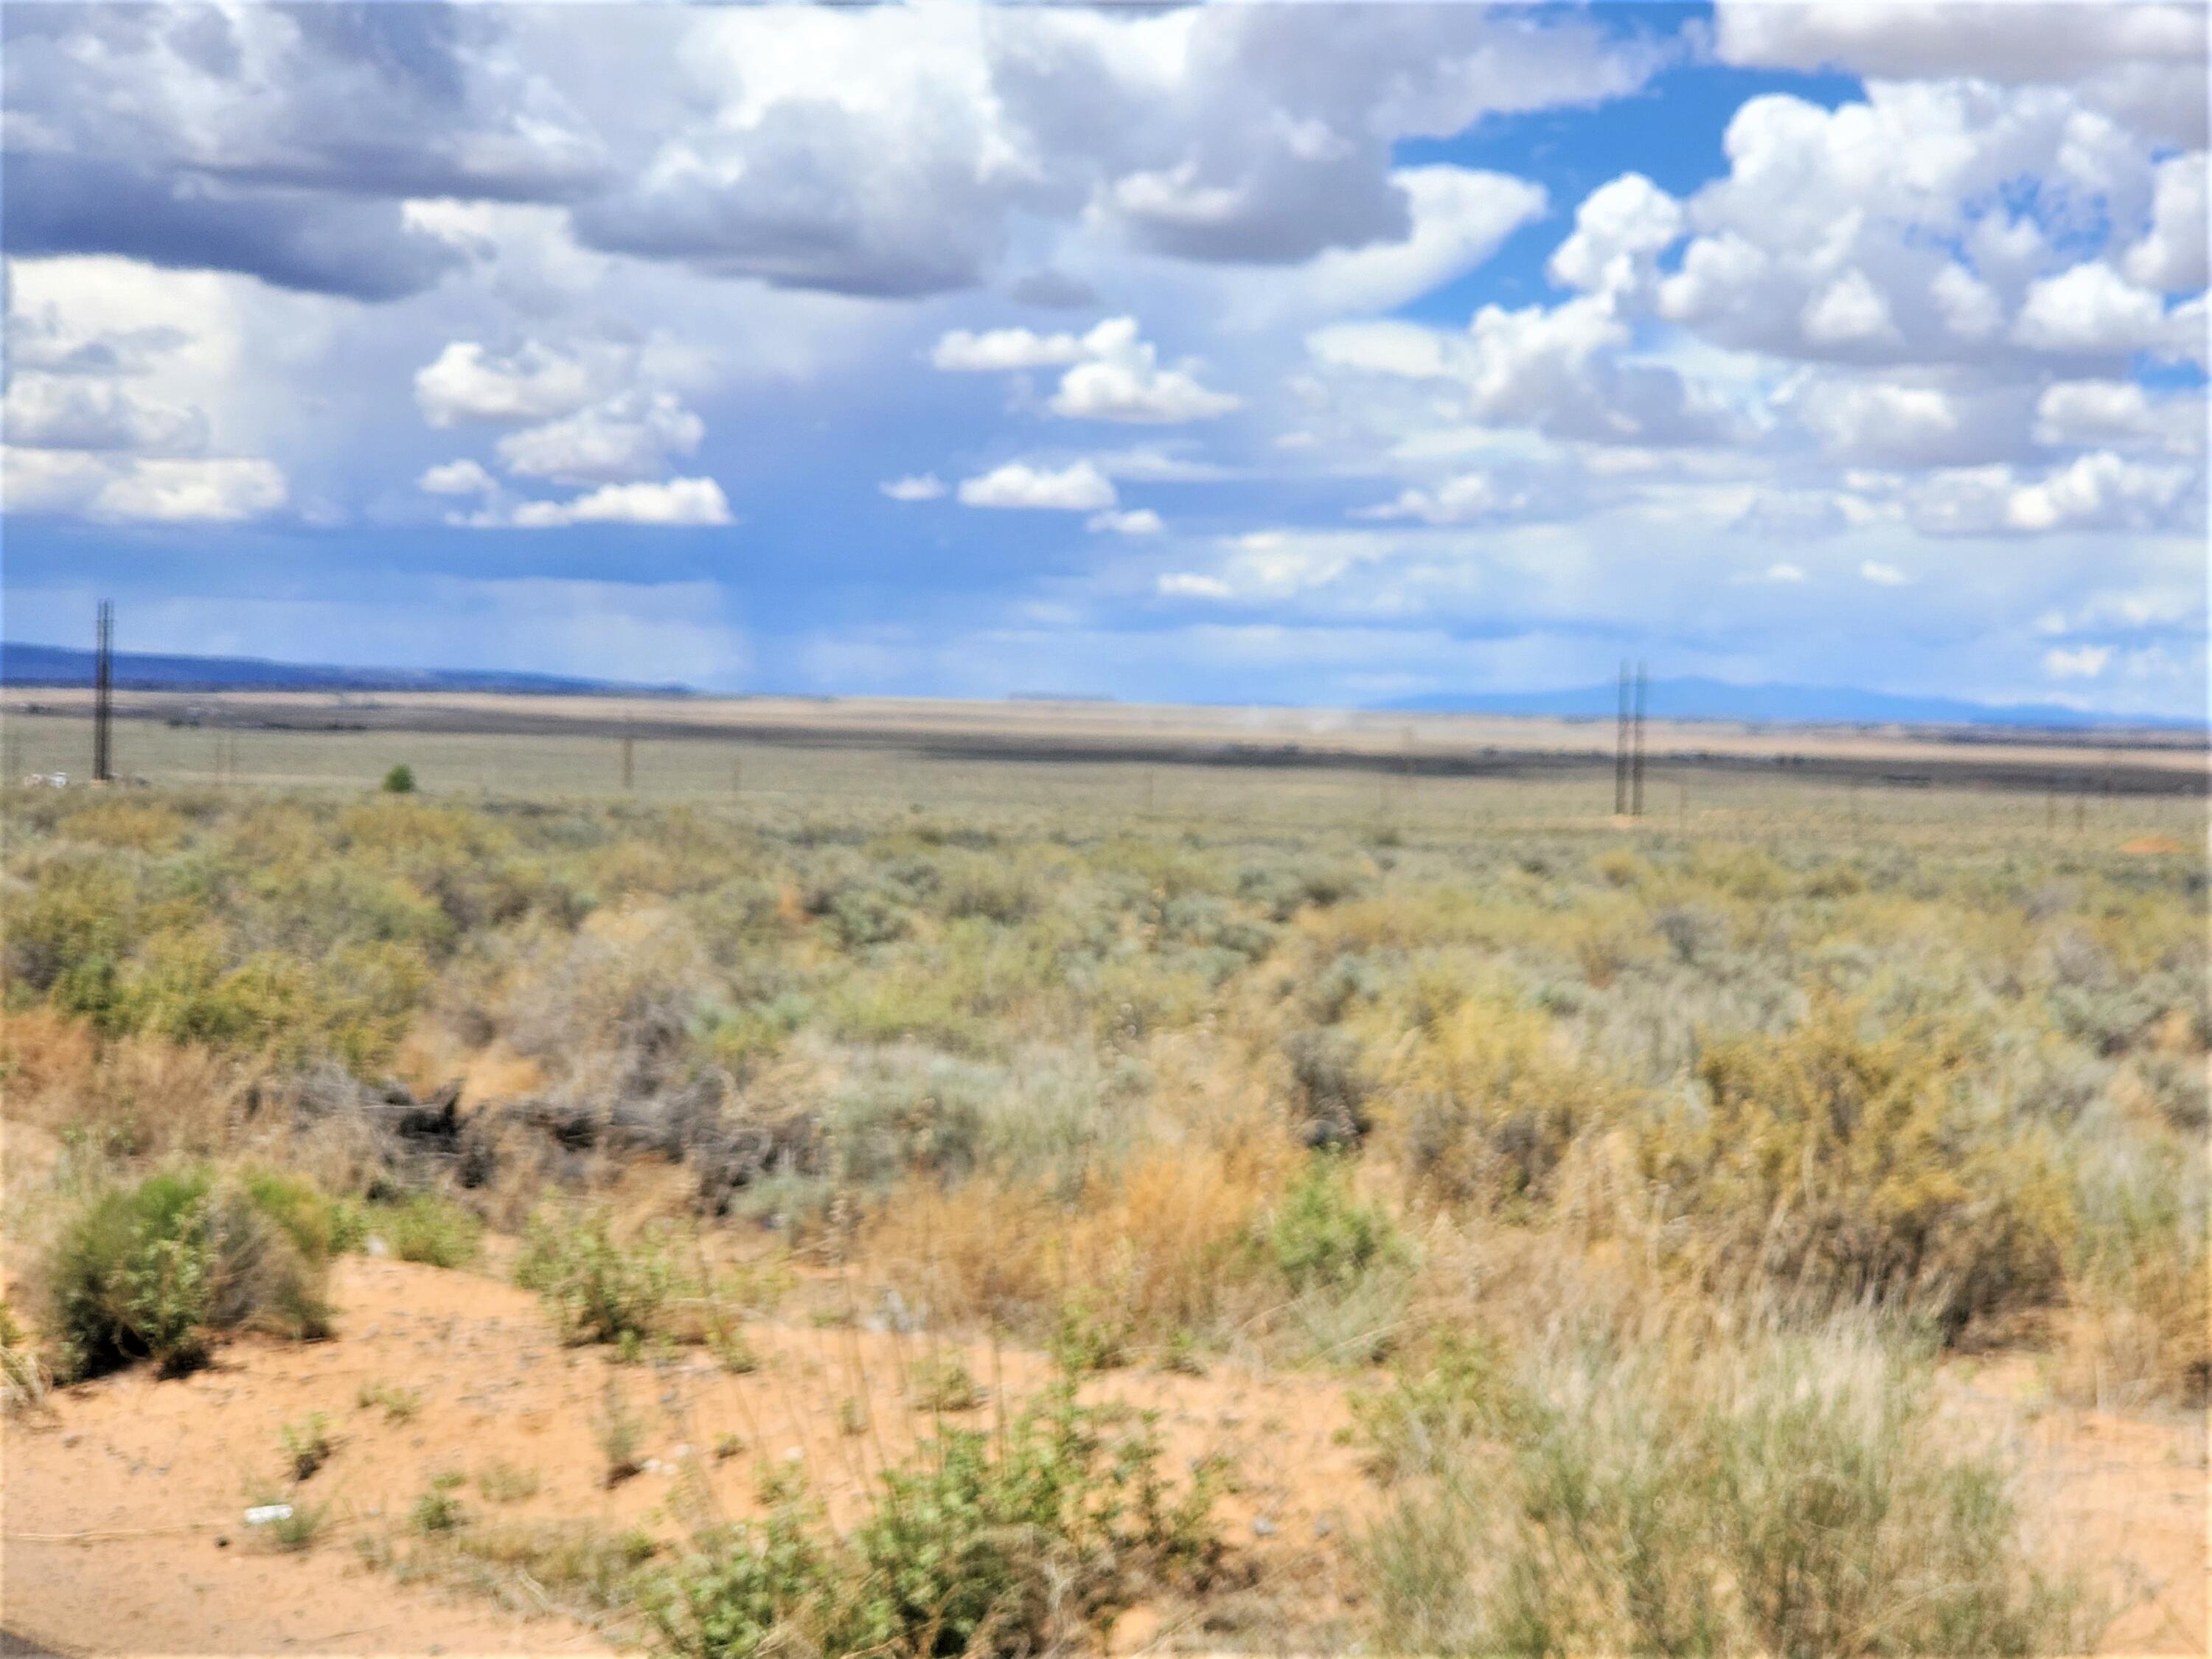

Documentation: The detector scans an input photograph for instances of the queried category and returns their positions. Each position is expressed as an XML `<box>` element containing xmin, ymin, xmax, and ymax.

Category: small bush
<box><xmin>412</xmin><ymin>1489</ymin><xmax>466</xmax><ymax>1534</ymax></box>
<box><xmin>369</xmin><ymin>1192</ymin><xmax>481</xmax><ymax>1269</ymax></box>
<box><xmin>382</xmin><ymin>765</ymin><xmax>416</xmax><ymax>795</ymax></box>
<box><xmin>44</xmin><ymin>1168</ymin><xmax>333</xmax><ymax>1380</ymax></box>
<box><xmin>514</xmin><ymin>1208</ymin><xmax>690</xmax><ymax>1348</ymax></box>
<box><xmin>252</xmin><ymin>1490</ymin><xmax>331</xmax><ymax>1554</ymax></box>
<box><xmin>906</xmin><ymin>1357</ymin><xmax>985</xmax><ymax>1413</ymax></box>
<box><xmin>1352</xmin><ymin>1330</ymin><xmax>1522</xmax><ymax>1482</ymax></box>
<box><xmin>1646</xmin><ymin>998</ymin><xmax>2073</xmax><ymax>1340</ymax></box>
<box><xmin>478</xmin><ymin>1459</ymin><xmax>543</xmax><ymax>1504</ymax></box>
<box><xmin>649</xmin><ymin>1382</ymin><xmax>1220</xmax><ymax>1659</ymax></box>
<box><xmin>282</xmin><ymin>1413</ymin><xmax>335</xmax><ymax>1481</ymax></box>
<box><xmin>1387</xmin><ymin>997</ymin><xmax>1622</xmax><ymax>1213</ymax></box>
<box><xmin>1280</xmin><ymin>1028</ymin><xmax>1371</xmax><ymax>1147</ymax></box>
<box><xmin>1262</xmin><ymin>1155</ymin><xmax>1408</xmax><ymax>1295</ymax></box>
<box><xmin>595</xmin><ymin>1380</ymin><xmax>646</xmax><ymax>1487</ymax></box>
<box><xmin>358</xmin><ymin>1380</ymin><xmax>423</xmax><ymax>1422</ymax></box>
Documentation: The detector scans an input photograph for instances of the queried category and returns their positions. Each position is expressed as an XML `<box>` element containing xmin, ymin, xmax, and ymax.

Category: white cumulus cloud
<box><xmin>880</xmin><ymin>473</ymin><xmax>947</xmax><ymax>502</ymax></box>
<box><xmin>91</xmin><ymin>457</ymin><xmax>288</xmax><ymax>523</ymax></box>
<box><xmin>958</xmin><ymin>459</ymin><xmax>1118</xmax><ymax>510</ymax></box>
<box><xmin>1088</xmin><ymin>508</ymin><xmax>1163</xmax><ymax>535</ymax></box>
<box><xmin>2043</xmin><ymin>644</ymin><xmax>2113</xmax><ymax>679</ymax></box>
<box><xmin>419</xmin><ymin>459</ymin><xmax>498</xmax><ymax>496</ymax></box>
<box><xmin>414</xmin><ymin>341</ymin><xmax>604</xmax><ymax>426</ymax></box>
<box><xmin>462</xmin><ymin>476</ymin><xmax>733</xmax><ymax>529</ymax></box>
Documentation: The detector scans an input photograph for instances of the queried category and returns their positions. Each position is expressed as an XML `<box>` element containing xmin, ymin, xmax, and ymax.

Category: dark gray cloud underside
<box><xmin>4</xmin><ymin>153</ymin><xmax>462</xmax><ymax>300</ymax></box>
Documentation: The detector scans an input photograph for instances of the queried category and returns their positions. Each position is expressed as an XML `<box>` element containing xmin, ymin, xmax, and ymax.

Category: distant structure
<box><xmin>1614</xmin><ymin>658</ymin><xmax>1649</xmax><ymax>818</ymax></box>
<box><xmin>1614</xmin><ymin>661</ymin><xmax>1631</xmax><ymax>815</ymax></box>
<box><xmin>92</xmin><ymin>599</ymin><xmax>114</xmax><ymax>783</ymax></box>
<box><xmin>1632</xmin><ymin>661</ymin><xmax>1648</xmax><ymax>818</ymax></box>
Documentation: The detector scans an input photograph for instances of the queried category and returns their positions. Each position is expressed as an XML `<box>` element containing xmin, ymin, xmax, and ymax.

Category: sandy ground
<box><xmin>2</xmin><ymin>1253</ymin><xmax>2202</xmax><ymax>1658</ymax></box>
<box><xmin>2</xmin><ymin>1258</ymin><xmax>1368</xmax><ymax>1658</ymax></box>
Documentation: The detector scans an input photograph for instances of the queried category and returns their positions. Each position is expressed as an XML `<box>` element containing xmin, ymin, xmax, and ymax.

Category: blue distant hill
<box><xmin>1</xmin><ymin>641</ymin><xmax>689</xmax><ymax>698</ymax></box>
<box><xmin>4</xmin><ymin>642</ymin><xmax>2197</xmax><ymax>730</ymax></box>
<box><xmin>1380</xmin><ymin>676</ymin><xmax>2201</xmax><ymax>731</ymax></box>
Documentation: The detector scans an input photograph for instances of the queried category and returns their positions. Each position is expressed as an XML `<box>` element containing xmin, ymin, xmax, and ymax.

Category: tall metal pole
<box><xmin>92</xmin><ymin>599</ymin><xmax>114</xmax><ymax>783</ymax></box>
<box><xmin>1613</xmin><ymin>660</ymin><xmax>1630</xmax><ymax>816</ymax></box>
<box><xmin>1630</xmin><ymin>660</ymin><xmax>1647</xmax><ymax>818</ymax></box>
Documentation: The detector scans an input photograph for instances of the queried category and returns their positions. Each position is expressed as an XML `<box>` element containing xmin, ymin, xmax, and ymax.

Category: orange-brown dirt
<box><xmin>1</xmin><ymin>1254</ymin><xmax>2203</xmax><ymax>1657</ymax></box>
<box><xmin>2</xmin><ymin>1257</ymin><xmax>1371</xmax><ymax>1657</ymax></box>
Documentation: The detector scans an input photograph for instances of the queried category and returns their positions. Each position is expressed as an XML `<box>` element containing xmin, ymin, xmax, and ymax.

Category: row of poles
<box><xmin>36</xmin><ymin>610</ymin><xmax>2132</xmax><ymax>835</ymax></box>
<box><xmin>1613</xmin><ymin>658</ymin><xmax>1647</xmax><ymax>818</ymax></box>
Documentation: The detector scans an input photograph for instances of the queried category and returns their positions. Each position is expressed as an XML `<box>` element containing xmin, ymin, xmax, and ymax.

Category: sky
<box><xmin>2</xmin><ymin>1</ymin><xmax>2206</xmax><ymax>717</ymax></box>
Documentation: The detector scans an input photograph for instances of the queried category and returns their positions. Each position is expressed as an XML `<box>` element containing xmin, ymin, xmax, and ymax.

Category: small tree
<box><xmin>381</xmin><ymin>764</ymin><xmax>416</xmax><ymax>794</ymax></box>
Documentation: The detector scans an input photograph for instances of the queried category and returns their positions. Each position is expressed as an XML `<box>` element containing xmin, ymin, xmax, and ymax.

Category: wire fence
<box><xmin>4</xmin><ymin>710</ymin><xmax>2202</xmax><ymax>853</ymax></box>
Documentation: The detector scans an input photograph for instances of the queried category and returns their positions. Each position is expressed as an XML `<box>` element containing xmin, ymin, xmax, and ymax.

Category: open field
<box><xmin>1</xmin><ymin>712</ymin><xmax>2206</xmax><ymax>1656</ymax></box>
<box><xmin>7</xmin><ymin>688</ymin><xmax>2205</xmax><ymax>796</ymax></box>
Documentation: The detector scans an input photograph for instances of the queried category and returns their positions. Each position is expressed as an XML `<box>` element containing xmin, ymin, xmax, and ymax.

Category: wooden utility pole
<box><xmin>92</xmin><ymin>599</ymin><xmax>114</xmax><ymax>783</ymax></box>
<box><xmin>1613</xmin><ymin>661</ymin><xmax>1630</xmax><ymax>816</ymax></box>
<box><xmin>1630</xmin><ymin>660</ymin><xmax>1647</xmax><ymax>819</ymax></box>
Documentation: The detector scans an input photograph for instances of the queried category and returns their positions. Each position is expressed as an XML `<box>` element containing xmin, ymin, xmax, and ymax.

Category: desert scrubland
<box><xmin>1</xmin><ymin>709</ymin><xmax>2205</xmax><ymax>1656</ymax></box>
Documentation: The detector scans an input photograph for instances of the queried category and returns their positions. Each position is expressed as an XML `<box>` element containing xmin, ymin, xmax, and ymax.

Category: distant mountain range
<box><xmin>1</xmin><ymin>641</ymin><xmax>687</xmax><ymax>698</ymax></box>
<box><xmin>2</xmin><ymin>643</ymin><xmax>2196</xmax><ymax>729</ymax></box>
<box><xmin>1381</xmin><ymin>676</ymin><xmax>2199</xmax><ymax>730</ymax></box>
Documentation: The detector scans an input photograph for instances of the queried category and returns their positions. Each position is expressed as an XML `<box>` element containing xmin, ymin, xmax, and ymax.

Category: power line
<box><xmin>1613</xmin><ymin>660</ymin><xmax>1630</xmax><ymax>816</ymax></box>
<box><xmin>1631</xmin><ymin>659</ymin><xmax>1647</xmax><ymax>819</ymax></box>
<box><xmin>92</xmin><ymin>599</ymin><xmax>114</xmax><ymax>784</ymax></box>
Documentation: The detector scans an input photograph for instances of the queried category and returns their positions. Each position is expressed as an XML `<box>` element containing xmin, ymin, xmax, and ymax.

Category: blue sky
<box><xmin>4</xmin><ymin>1</ymin><xmax>2205</xmax><ymax>715</ymax></box>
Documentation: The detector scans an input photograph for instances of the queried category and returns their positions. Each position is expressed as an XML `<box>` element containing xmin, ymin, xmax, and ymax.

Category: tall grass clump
<box><xmin>1</xmin><ymin>1303</ymin><xmax>50</xmax><ymax>1413</ymax></box>
<box><xmin>1362</xmin><ymin>1321</ymin><xmax>2101</xmax><ymax>1658</ymax></box>
<box><xmin>42</xmin><ymin>1166</ymin><xmax>334</xmax><ymax>1380</ymax></box>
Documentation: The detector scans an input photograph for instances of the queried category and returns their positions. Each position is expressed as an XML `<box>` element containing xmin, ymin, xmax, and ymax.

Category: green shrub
<box><xmin>368</xmin><ymin>1192</ymin><xmax>481</xmax><ymax>1269</ymax></box>
<box><xmin>44</xmin><ymin>1168</ymin><xmax>333</xmax><ymax>1380</ymax></box>
<box><xmin>412</xmin><ymin>1489</ymin><xmax>466</xmax><ymax>1534</ymax></box>
<box><xmin>477</xmin><ymin>1459</ymin><xmax>542</xmax><ymax>1504</ymax></box>
<box><xmin>358</xmin><ymin>1380</ymin><xmax>423</xmax><ymax>1422</ymax></box>
<box><xmin>1262</xmin><ymin>1155</ymin><xmax>1408</xmax><ymax>1294</ymax></box>
<box><xmin>649</xmin><ymin>1382</ymin><xmax>1220</xmax><ymax>1659</ymax></box>
<box><xmin>242</xmin><ymin>1169</ymin><xmax>361</xmax><ymax>1261</ymax></box>
<box><xmin>248</xmin><ymin>1484</ymin><xmax>332</xmax><ymax>1554</ymax></box>
<box><xmin>281</xmin><ymin>1412</ymin><xmax>335</xmax><ymax>1481</ymax></box>
<box><xmin>382</xmin><ymin>765</ymin><xmax>416</xmax><ymax>795</ymax></box>
<box><xmin>1352</xmin><ymin>1330</ymin><xmax>1523</xmax><ymax>1482</ymax></box>
<box><xmin>905</xmin><ymin>1357</ymin><xmax>984</xmax><ymax>1413</ymax></box>
<box><xmin>514</xmin><ymin>1208</ymin><xmax>689</xmax><ymax>1347</ymax></box>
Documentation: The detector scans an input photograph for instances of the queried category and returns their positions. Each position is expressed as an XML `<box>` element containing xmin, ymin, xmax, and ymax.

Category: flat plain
<box><xmin>1</xmin><ymin>692</ymin><xmax>2205</xmax><ymax>1657</ymax></box>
